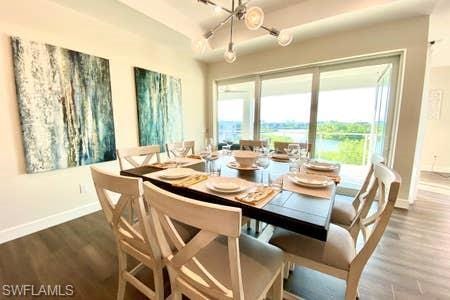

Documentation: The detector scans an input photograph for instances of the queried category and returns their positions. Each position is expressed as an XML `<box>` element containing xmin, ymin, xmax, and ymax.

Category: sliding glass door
<box><xmin>260</xmin><ymin>73</ymin><xmax>313</xmax><ymax>148</ymax></box>
<box><xmin>315</xmin><ymin>62</ymin><xmax>396</xmax><ymax>189</ymax></box>
<box><xmin>217</xmin><ymin>81</ymin><xmax>255</xmax><ymax>144</ymax></box>
<box><xmin>215</xmin><ymin>56</ymin><xmax>399</xmax><ymax>192</ymax></box>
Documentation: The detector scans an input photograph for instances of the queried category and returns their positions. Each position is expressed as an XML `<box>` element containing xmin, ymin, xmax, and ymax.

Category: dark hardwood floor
<box><xmin>1</xmin><ymin>189</ymin><xmax>449</xmax><ymax>299</ymax></box>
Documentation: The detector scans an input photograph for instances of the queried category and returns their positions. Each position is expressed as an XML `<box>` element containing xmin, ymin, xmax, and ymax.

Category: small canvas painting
<box><xmin>12</xmin><ymin>37</ymin><xmax>116</xmax><ymax>173</ymax></box>
<box><xmin>134</xmin><ymin>67</ymin><xmax>183</xmax><ymax>150</ymax></box>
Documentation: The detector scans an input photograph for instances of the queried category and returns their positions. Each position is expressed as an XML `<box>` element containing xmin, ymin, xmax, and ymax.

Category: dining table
<box><xmin>120</xmin><ymin>154</ymin><xmax>339</xmax><ymax>241</ymax></box>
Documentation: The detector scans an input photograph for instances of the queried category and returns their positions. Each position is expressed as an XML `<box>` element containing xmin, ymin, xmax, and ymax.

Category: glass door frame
<box><xmin>214</xmin><ymin>53</ymin><xmax>403</xmax><ymax>187</ymax></box>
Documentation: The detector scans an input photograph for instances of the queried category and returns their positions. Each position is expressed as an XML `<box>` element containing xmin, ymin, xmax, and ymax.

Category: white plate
<box><xmin>227</xmin><ymin>161</ymin><xmax>259</xmax><ymax>171</ymax></box>
<box><xmin>206</xmin><ymin>177</ymin><xmax>250</xmax><ymax>194</ymax></box>
<box><xmin>304</xmin><ymin>161</ymin><xmax>339</xmax><ymax>171</ymax></box>
<box><xmin>288</xmin><ymin>174</ymin><xmax>333</xmax><ymax>188</ymax></box>
<box><xmin>158</xmin><ymin>168</ymin><xmax>195</xmax><ymax>180</ymax></box>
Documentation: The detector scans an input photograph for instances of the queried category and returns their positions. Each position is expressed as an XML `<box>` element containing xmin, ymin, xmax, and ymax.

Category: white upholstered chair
<box><xmin>269</xmin><ymin>163</ymin><xmax>401</xmax><ymax>300</ymax></box>
<box><xmin>91</xmin><ymin>167</ymin><xmax>165</xmax><ymax>300</ymax></box>
<box><xmin>143</xmin><ymin>181</ymin><xmax>284</xmax><ymax>300</ymax></box>
<box><xmin>165</xmin><ymin>140</ymin><xmax>195</xmax><ymax>159</ymax></box>
<box><xmin>116</xmin><ymin>145</ymin><xmax>161</xmax><ymax>171</ymax></box>
<box><xmin>239</xmin><ymin>139</ymin><xmax>268</xmax><ymax>151</ymax></box>
<box><xmin>331</xmin><ymin>154</ymin><xmax>385</xmax><ymax>240</ymax></box>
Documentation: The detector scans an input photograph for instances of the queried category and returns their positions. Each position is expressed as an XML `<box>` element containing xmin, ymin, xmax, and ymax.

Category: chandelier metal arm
<box><xmin>197</xmin><ymin>0</ymin><xmax>232</xmax><ymax>14</ymax></box>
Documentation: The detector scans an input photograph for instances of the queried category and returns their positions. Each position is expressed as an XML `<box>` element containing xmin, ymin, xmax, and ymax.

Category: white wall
<box><xmin>0</xmin><ymin>0</ymin><xmax>206</xmax><ymax>242</ymax></box>
<box><xmin>207</xmin><ymin>16</ymin><xmax>430</xmax><ymax>204</ymax></box>
<box><xmin>421</xmin><ymin>66</ymin><xmax>450</xmax><ymax>173</ymax></box>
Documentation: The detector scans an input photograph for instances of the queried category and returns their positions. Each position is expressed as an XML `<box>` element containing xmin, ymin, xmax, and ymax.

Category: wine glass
<box><xmin>199</xmin><ymin>146</ymin><xmax>212</xmax><ymax>172</ymax></box>
<box><xmin>256</xmin><ymin>152</ymin><xmax>270</xmax><ymax>188</ymax></box>
<box><xmin>285</xmin><ymin>144</ymin><xmax>300</xmax><ymax>172</ymax></box>
<box><xmin>172</xmin><ymin>143</ymin><xmax>187</xmax><ymax>167</ymax></box>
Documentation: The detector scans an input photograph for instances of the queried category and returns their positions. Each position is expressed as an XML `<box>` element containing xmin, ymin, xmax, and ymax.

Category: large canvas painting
<box><xmin>134</xmin><ymin>67</ymin><xmax>183</xmax><ymax>150</ymax></box>
<box><xmin>12</xmin><ymin>37</ymin><xmax>116</xmax><ymax>173</ymax></box>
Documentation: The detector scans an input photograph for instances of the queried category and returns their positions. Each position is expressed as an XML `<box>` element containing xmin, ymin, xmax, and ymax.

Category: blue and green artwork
<box><xmin>12</xmin><ymin>37</ymin><xmax>116</xmax><ymax>173</ymax></box>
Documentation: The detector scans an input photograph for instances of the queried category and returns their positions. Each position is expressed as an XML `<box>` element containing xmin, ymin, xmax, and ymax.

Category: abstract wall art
<box><xmin>11</xmin><ymin>37</ymin><xmax>116</xmax><ymax>173</ymax></box>
<box><xmin>134</xmin><ymin>67</ymin><xmax>183</xmax><ymax>150</ymax></box>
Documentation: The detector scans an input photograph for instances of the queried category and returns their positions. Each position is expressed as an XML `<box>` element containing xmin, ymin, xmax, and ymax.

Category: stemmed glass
<box><xmin>284</xmin><ymin>144</ymin><xmax>300</xmax><ymax>172</ymax></box>
<box><xmin>172</xmin><ymin>143</ymin><xmax>187</xmax><ymax>168</ymax></box>
<box><xmin>199</xmin><ymin>144</ymin><xmax>212</xmax><ymax>173</ymax></box>
<box><xmin>256</xmin><ymin>151</ymin><xmax>270</xmax><ymax>188</ymax></box>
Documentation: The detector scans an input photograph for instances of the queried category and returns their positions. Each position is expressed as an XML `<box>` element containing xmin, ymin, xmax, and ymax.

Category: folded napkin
<box><xmin>172</xmin><ymin>174</ymin><xmax>209</xmax><ymax>187</ymax></box>
<box><xmin>304</xmin><ymin>171</ymin><xmax>341</xmax><ymax>183</ymax></box>
<box><xmin>235</xmin><ymin>187</ymin><xmax>274</xmax><ymax>205</ymax></box>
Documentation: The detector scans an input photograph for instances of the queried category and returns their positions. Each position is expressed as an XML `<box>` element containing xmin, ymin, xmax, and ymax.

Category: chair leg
<box><xmin>255</xmin><ymin>220</ymin><xmax>261</xmax><ymax>234</ymax></box>
<box><xmin>246</xmin><ymin>219</ymin><xmax>251</xmax><ymax>231</ymax></box>
<box><xmin>345</xmin><ymin>271</ymin><xmax>362</xmax><ymax>300</ymax></box>
<box><xmin>117</xmin><ymin>250</ymin><xmax>127</xmax><ymax>300</ymax></box>
<box><xmin>153</xmin><ymin>267</ymin><xmax>165</xmax><ymax>300</ymax></box>
<box><xmin>269</xmin><ymin>268</ymin><xmax>284</xmax><ymax>300</ymax></box>
<box><xmin>283</xmin><ymin>262</ymin><xmax>290</xmax><ymax>279</ymax></box>
<box><xmin>171</xmin><ymin>290</ymin><xmax>182</xmax><ymax>300</ymax></box>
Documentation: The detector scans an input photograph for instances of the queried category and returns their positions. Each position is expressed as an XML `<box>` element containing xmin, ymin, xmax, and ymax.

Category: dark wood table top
<box><xmin>121</xmin><ymin>156</ymin><xmax>336</xmax><ymax>241</ymax></box>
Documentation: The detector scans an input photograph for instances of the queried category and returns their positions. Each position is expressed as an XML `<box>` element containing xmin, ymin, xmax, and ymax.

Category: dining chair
<box><xmin>116</xmin><ymin>145</ymin><xmax>161</xmax><ymax>171</ymax></box>
<box><xmin>273</xmin><ymin>141</ymin><xmax>312</xmax><ymax>153</ymax></box>
<box><xmin>91</xmin><ymin>167</ymin><xmax>164</xmax><ymax>300</ymax></box>
<box><xmin>331</xmin><ymin>154</ymin><xmax>384</xmax><ymax>241</ymax></box>
<box><xmin>239</xmin><ymin>139</ymin><xmax>268</xmax><ymax>151</ymax></box>
<box><xmin>269</xmin><ymin>163</ymin><xmax>401</xmax><ymax>300</ymax></box>
<box><xmin>165</xmin><ymin>140</ymin><xmax>195</xmax><ymax>158</ymax></box>
<box><xmin>239</xmin><ymin>139</ymin><xmax>269</xmax><ymax>233</ymax></box>
<box><xmin>143</xmin><ymin>181</ymin><xmax>284</xmax><ymax>300</ymax></box>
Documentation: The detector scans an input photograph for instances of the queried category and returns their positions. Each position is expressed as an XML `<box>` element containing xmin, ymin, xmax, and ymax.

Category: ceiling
<box><xmin>53</xmin><ymin>0</ymin><xmax>449</xmax><ymax>66</ymax></box>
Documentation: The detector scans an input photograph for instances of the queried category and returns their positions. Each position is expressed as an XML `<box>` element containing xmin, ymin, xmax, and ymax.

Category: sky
<box><xmin>218</xmin><ymin>87</ymin><xmax>380</xmax><ymax>123</ymax></box>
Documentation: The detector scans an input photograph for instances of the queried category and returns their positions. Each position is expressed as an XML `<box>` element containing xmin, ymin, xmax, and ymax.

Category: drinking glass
<box><xmin>199</xmin><ymin>146</ymin><xmax>212</xmax><ymax>172</ymax></box>
<box><xmin>285</xmin><ymin>144</ymin><xmax>300</xmax><ymax>172</ymax></box>
<box><xmin>269</xmin><ymin>173</ymin><xmax>283</xmax><ymax>191</ymax></box>
<box><xmin>172</xmin><ymin>143</ymin><xmax>187</xmax><ymax>167</ymax></box>
<box><xmin>256</xmin><ymin>153</ymin><xmax>270</xmax><ymax>187</ymax></box>
<box><xmin>209</xmin><ymin>160</ymin><xmax>222</xmax><ymax>176</ymax></box>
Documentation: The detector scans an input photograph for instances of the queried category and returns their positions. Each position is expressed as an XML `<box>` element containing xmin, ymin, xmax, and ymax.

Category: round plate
<box><xmin>158</xmin><ymin>168</ymin><xmax>195</xmax><ymax>180</ymax></box>
<box><xmin>304</xmin><ymin>161</ymin><xmax>339</xmax><ymax>171</ymax></box>
<box><xmin>206</xmin><ymin>177</ymin><xmax>250</xmax><ymax>194</ymax></box>
<box><xmin>227</xmin><ymin>161</ymin><xmax>259</xmax><ymax>171</ymax></box>
<box><xmin>287</xmin><ymin>174</ymin><xmax>333</xmax><ymax>188</ymax></box>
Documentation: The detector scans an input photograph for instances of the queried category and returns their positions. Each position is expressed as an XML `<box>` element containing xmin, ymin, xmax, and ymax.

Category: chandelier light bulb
<box><xmin>245</xmin><ymin>6</ymin><xmax>264</xmax><ymax>30</ymax></box>
<box><xmin>191</xmin><ymin>37</ymin><xmax>207</xmax><ymax>55</ymax></box>
<box><xmin>278</xmin><ymin>29</ymin><xmax>293</xmax><ymax>46</ymax></box>
<box><xmin>224</xmin><ymin>48</ymin><xmax>237</xmax><ymax>63</ymax></box>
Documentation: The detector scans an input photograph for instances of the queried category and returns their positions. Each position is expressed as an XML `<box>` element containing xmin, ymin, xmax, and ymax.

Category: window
<box><xmin>217</xmin><ymin>81</ymin><xmax>255</xmax><ymax>144</ymax></box>
<box><xmin>215</xmin><ymin>56</ymin><xmax>399</xmax><ymax>193</ymax></box>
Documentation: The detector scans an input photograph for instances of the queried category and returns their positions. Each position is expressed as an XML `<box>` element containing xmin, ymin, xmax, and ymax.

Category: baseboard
<box><xmin>0</xmin><ymin>201</ymin><xmax>101</xmax><ymax>244</ymax></box>
<box><xmin>395</xmin><ymin>198</ymin><xmax>409</xmax><ymax>209</ymax></box>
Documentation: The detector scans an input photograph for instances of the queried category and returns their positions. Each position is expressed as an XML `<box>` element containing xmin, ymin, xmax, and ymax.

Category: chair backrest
<box><xmin>349</xmin><ymin>163</ymin><xmax>401</xmax><ymax>273</ymax></box>
<box><xmin>166</xmin><ymin>140</ymin><xmax>195</xmax><ymax>158</ymax></box>
<box><xmin>143</xmin><ymin>181</ymin><xmax>244</xmax><ymax>300</ymax></box>
<box><xmin>239</xmin><ymin>139</ymin><xmax>268</xmax><ymax>151</ymax></box>
<box><xmin>116</xmin><ymin>145</ymin><xmax>161</xmax><ymax>171</ymax></box>
<box><xmin>273</xmin><ymin>141</ymin><xmax>312</xmax><ymax>153</ymax></box>
<box><xmin>352</xmin><ymin>154</ymin><xmax>385</xmax><ymax>212</ymax></box>
<box><xmin>91</xmin><ymin>167</ymin><xmax>161</xmax><ymax>264</ymax></box>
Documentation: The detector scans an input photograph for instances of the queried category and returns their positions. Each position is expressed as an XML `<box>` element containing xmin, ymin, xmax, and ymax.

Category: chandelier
<box><xmin>193</xmin><ymin>0</ymin><xmax>294</xmax><ymax>63</ymax></box>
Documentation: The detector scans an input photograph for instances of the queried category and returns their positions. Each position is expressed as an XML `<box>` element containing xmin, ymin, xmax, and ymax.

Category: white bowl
<box><xmin>232</xmin><ymin>150</ymin><xmax>258</xmax><ymax>168</ymax></box>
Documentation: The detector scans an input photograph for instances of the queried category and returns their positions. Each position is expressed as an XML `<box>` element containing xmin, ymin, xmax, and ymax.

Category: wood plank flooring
<box><xmin>0</xmin><ymin>189</ymin><xmax>449</xmax><ymax>299</ymax></box>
